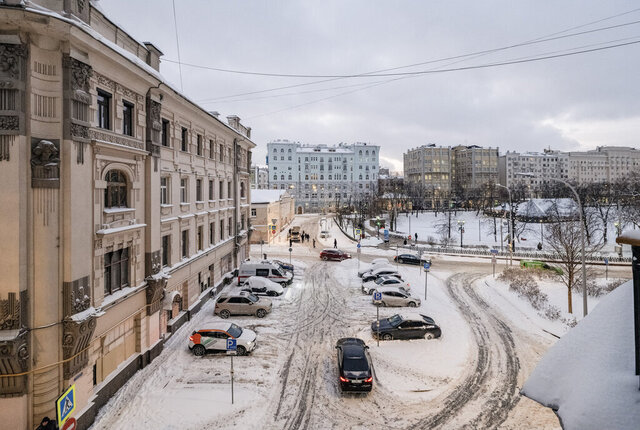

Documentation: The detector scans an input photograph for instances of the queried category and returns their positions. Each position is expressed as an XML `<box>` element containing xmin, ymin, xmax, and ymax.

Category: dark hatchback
<box><xmin>320</xmin><ymin>249</ymin><xmax>352</xmax><ymax>261</ymax></box>
<box><xmin>393</xmin><ymin>254</ymin><xmax>430</xmax><ymax>266</ymax></box>
<box><xmin>371</xmin><ymin>314</ymin><xmax>441</xmax><ymax>340</ymax></box>
<box><xmin>335</xmin><ymin>338</ymin><xmax>373</xmax><ymax>392</ymax></box>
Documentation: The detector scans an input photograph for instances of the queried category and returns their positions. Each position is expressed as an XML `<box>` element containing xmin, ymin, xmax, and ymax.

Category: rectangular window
<box><xmin>209</xmin><ymin>180</ymin><xmax>214</xmax><ymax>200</ymax></box>
<box><xmin>180</xmin><ymin>178</ymin><xmax>187</xmax><ymax>203</ymax></box>
<box><xmin>228</xmin><ymin>216</ymin><xmax>232</xmax><ymax>236</ymax></box>
<box><xmin>104</xmin><ymin>247</ymin><xmax>129</xmax><ymax>295</ymax></box>
<box><xmin>181</xmin><ymin>230</ymin><xmax>189</xmax><ymax>259</ymax></box>
<box><xmin>251</xmin><ymin>208</ymin><xmax>256</xmax><ymax>217</ymax></box>
<box><xmin>227</xmin><ymin>182</ymin><xmax>231</xmax><ymax>199</ymax></box>
<box><xmin>219</xmin><ymin>180</ymin><xmax>224</xmax><ymax>199</ymax></box>
<box><xmin>209</xmin><ymin>139</ymin><xmax>214</xmax><ymax>158</ymax></box>
<box><xmin>181</xmin><ymin>127</ymin><xmax>188</xmax><ymax>152</ymax></box>
<box><xmin>123</xmin><ymin>100</ymin><xmax>134</xmax><ymax>136</ymax></box>
<box><xmin>97</xmin><ymin>89</ymin><xmax>111</xmax><ymax>129</ymax></box>
<box><xmin>162</xmin><ymin>235</ymin><xmax>170</xmax><ymax>267</ymax></box>
<box><xmin>197</xmin><ymin>134</ymin><xmax>202</xmax><ymax>156</ymax></box>
<box><xmin>209</xmin><ymin>222</ymin><xmax>215</xmax><ymax>245</ymax></box>
<box><xmin>160</xmin><ymin>177</ymin><xmax>168</xmax><ymax>204</ymax></box>
<box><xmin>161</xmin><ymin>119</ymin><xmax>170</xmax><ymax>147</ymax></box>
<box><xmin>196</xmin><ymin>179</ymin><xmax>202</xmax><ymax>201</ymax></box>
<box><xmin>220</xmin><ymin>219</ymin><xmax>224</xmax><ymax>241</ymax></box>
<box><xmin>197</xmin><ymin>226</ymin><xmax>203</xmax><ymax>251</ymax></box>
<box><xmin>219</xmin><ymin>144</ymin><xmax>224</xmax><ymax>162</ymax></box>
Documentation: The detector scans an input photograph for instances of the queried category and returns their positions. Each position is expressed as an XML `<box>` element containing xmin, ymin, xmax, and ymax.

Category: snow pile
<box><xmin>522</xmin><ymin>280</ymin><xmax>640</xmax><ymax>430</ymax></box>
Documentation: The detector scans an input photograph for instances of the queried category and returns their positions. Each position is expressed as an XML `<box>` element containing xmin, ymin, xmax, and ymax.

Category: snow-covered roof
<box><xmin>522</xmin><ymin>280</ymin><xmax>640</xmax><ymax>429</ymax></box>
<box><xmin>251</xmin><ymin>190</ymin><xmax>288</xmax><ymax>204</ymax></box>
<box><xmin>616</xmin><ymin>230</ymin><xmax>640</xmax><ymax>246</ymax></box>
<box><xmin>491</xmin><ymin>198</ymin><xmax>577</xmax><ymax>218</ymax></box>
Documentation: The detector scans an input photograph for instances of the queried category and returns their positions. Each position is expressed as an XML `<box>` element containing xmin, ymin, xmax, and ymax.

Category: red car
<box><xmin>320</xmin><ymin>249</ymin><xmax>352</xmax><ymax>261</ymax></box>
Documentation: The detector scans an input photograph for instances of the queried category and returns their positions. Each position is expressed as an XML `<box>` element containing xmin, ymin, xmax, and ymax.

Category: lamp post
<box><xmin>457</xmin><ymin>219</ymin><xmax>465</xmax><ymax>248</ymax></box>
<box><xmin>517</xmin><ymin>173</ymin><xmax>588</xmax><ymax>317</ymax></box>
<box><xmin>495</xmin><ymin>184</ymin><xmax>513</xmax><ymax>266</ymax></box>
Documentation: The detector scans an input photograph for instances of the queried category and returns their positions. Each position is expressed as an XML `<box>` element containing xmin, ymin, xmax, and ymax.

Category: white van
<box><xmin>238</xmin><ymin>261</ymin><xmax>293</xmax><ymax>286</ymax></box>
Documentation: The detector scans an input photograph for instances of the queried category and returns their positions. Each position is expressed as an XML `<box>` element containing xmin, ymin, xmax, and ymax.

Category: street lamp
<box><xmin>495</xmin><ymin>183</ymin><xmax>513</xmax><ymax>266</ymax></box>
<box><xmin>457</xmin><ymin>219</ymin><xmax>465</xmax><ymax>248</ymax></box>
<box><xmin>517</xmin><ymin>172</ymin><xmax>588</xmax><ymax>317</ymax></box>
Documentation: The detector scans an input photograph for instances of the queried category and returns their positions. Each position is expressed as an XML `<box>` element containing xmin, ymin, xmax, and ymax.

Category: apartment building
<box><xmin>452</xmin><ymin>145</ymin><xmax>499</xmax><ymax>192</ymax></box>
<box><xmin>267</xmin><ymin>140</ymin><xmax>380</xmax><ymax>213</ymax></box>
<box><xmin>250</xmin><ymin>165</ymin><xmax>269</xmax><ymax>189</ymax></box>
<box><xmin>499</xmin><ymin>150</ymin><xmax>569</xmax><ymax>188</ymax></box>
<box><xmin>0</xmin><ymin>2</ymin><xmax>254</xmax><ymax>429</ymax></box>
<box><xmin>499</xmin><ymin>146</ymin><xmax>640</xmax><ymax>188</ymax></box>
<box><xmin>249</xmin><ymin>189</ymin><xmax>295</xmax><ymax>244</ymax></box>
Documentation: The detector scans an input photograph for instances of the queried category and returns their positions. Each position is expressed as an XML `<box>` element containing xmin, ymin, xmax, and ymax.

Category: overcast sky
<box><xmin>99</xmin><ymin>0</ymin><xmax>640</xmax><ymax>172</ymax></box>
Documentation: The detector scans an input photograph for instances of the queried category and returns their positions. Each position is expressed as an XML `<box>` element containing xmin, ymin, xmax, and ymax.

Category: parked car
<box><xmin>272</xmin><ymin>259</ymin><xmax>294</xmax><ymax>273</ymax></box>
<box><xmin>361</xmin><ymin>267</ymin><xmax>403</xmax><ymax>283</ymax></box>
<box><xmin>362</xmin><ymin>276</ymin><xmax>411</xmax><ymax>295</ymax></box>
<box><xmin>320</xmin><ymin>230</ymin><xmax>330</xmax><ymax>238</ymax></box>
<box><xmin>188</xmin><ymin>322</ymin><xmax>257</xmax><ymax>356</ymax></box>
<box><xmin>372</xmin><ymin>286</ymin><xmax>421</xmax><ymax>307</ymax></box>
<box><xmin>520</xmin><ymin>260</ymin><xmax>563</xmax><ymax>275</ymax></box>
<box><xmin>394</xmin><ymin>254</ymin><xmax>431</xmax><ymax>266</ymax></box>
<box><xmin>335</xmin><ymin>338</ymin><xmax>373</xmax><ymax>393</ymax></box>
<box><xmin>357</xmin><ymin>259</ymin><xmax>390</xmax><ymax>277</ymax></box>
<box><xmin>238</xmin><ymin>261</ymin><xmax>293</xmax><ymax>286</ymax></box>
<box><xmin>320</xmin><ymin>249</ymin><xmax>352</xmax><ymax>261</ymax></box>
<box><xmin>240</xmin><ymin>276</ymin><xmax>284</xmax><ymax>296</ymax></box>
<box><xmin>370</xmin><ymin>314</ymin><xmax>441</xmax><ymax>340</ymax></box>
<box><xmin>214</xmin><ymin>292</ymin><xmax>272</xmax><ymax>318</ymax></box>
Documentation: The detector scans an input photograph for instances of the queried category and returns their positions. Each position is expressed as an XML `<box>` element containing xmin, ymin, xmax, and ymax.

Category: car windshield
<box><xmin>343</xmin><ymin>356</ymin><xmax>369</xmax><ymax>372</ymax></box>
<box><xmin>247</xmin><ymin>293</ymin><xmax>259</xmax><ymax>302</ymax></box>
<box><xmin>388</xmin><ymin>314</ymin><xmax>403</xmax><ymax>326</ymax></box>
<box><xmin>274</xmin><ymin>269</ymin><xmax>284</xmax><ymax>276</ymax></box>
<box><xmin>374</xmin><ymin>278</ymin><xmax>385</xmax><ymax>285</ymax></box>
<box><xmin>228</xmin><ymin>323</ymin><xmax>242</xmax><ymax>338</ymax></box>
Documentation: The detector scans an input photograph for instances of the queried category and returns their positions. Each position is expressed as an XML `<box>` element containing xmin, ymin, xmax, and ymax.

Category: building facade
<box><xmin>249</xmin><ymin>190</ymin><xmax>295</xmax><ymax>244</ymax></box>
<box><xmin>267</xmin><ymin>140</ymin><xmax>380</xmax><ymax>213</ymax></box>
<box><xmin>0</xmin><ymin>2</ymin><xmax>254</xmax><ymax>429</ymax></box>
<box><xmin>451</xmin><ymin>145</ymin><xmax>499</xmax><ymax>192</ymax></box>
<box><xmin>250</xmin><ymin>165</ymin><xmax>269</xmax><ymax>189</ymax></box>
<box><xmin>499</xmin><ymin>150</ymin><xmax>569</xmax><ymax>188</ymax></box>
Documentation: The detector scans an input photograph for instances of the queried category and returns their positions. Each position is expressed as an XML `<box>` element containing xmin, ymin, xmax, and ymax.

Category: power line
<box><xmin>172</xmin><ymin>0</ymin><xmax>184</xmax><ymax>91</ymax></box>
<box><xmin>164</xmin><ymin>19</ymin><xmax>640</xmax><ymax>79</ymax></box>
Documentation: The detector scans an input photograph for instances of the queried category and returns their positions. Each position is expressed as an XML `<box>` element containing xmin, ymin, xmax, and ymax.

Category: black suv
<box><xmin>394</xmin><ymin>254</ymin><xmax>430</xmax><ymax>266</ymax></box>
<box><xmin>335</xmin><ymin>338</ymin><xmax>373</xmax><ymax>392</ymax></box>
<box><xmin>371</xmin><ymin>314</ymin><xmax>441</xmax><ymax>340</ymax></box>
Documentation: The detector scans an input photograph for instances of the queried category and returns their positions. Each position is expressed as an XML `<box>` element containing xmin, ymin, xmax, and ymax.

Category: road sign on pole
<box><xmin>56</xmin><ymin>384</ymin><xmax>76</xmax><ymax>428</ymax></box>
<box><xmin>226</xmin><ymin>338</ymin><xmax>236</xmax><ymax>404</ymax></box>
<box><xmin>490</xmin><ymin>249</ymin><xmax>499</xmax><ymax>255</ymax></box>
<box><xmin>355</xmin><ymin>228</ymin><xmax>361</xmax><ymax>237</ymax></box>
<box><xmin>423</xmin><ymin>262</ymin><xmax>430</xmax><ymax>300</ymax></box>
<box><xmin>373</xmin><ymin>292</ymin><xmax>382</xmax><ymax>302</ymax></box>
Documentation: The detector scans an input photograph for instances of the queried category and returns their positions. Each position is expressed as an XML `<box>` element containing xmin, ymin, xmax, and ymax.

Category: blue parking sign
<box><xmin>226</xmin><ymin>338</ymin><xmax>237</xmax><ymax>351</ymax></box>
<box><xmin>423</xmin><ymin>262</ymin><xmax>431</xmax><ymax>270</ymax></box>
<box><xmin>373</xmin><ymin>292</ymin><xmax>382</xmax><ymax>301</ymax></box>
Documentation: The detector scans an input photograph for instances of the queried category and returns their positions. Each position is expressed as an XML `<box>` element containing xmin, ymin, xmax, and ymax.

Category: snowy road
<box><xmin>90</xmin><ymin>214</ymin><xmax>563</xmax><ymax>429</ymax></box>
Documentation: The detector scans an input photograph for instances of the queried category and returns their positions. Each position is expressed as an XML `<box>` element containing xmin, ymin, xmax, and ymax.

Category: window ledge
<box><xmin>160</xmin><ymin>204</ymin><xmax>173</xmax><ymax>208</ymax></box>
<box><xmin>195</xmin><ymin>201</ymin><xmax>205</xmax><ymax>204</ymax></box>
<box><xmin>180</xmin><ymin>202</ymin><xmax>190</xmax><ymax>207</ymax></box>
<box><xmin>104</xmin><ymin>207</ymin><xmax>135</xmax><ymax>214</ymax></box>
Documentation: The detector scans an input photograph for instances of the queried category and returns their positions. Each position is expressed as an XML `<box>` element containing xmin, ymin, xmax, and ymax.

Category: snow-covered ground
<box><xmin>88</xmin><ymin>214</ymin><xmax>633</xmax><ymax>429</ymax></box>
<box><xmin>390</xmin><ymin>211</ymin><xmax>633</xmax><ymax>256</ymax></box>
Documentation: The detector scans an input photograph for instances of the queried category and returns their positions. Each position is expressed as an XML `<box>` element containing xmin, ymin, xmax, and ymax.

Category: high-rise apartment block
<box><xmin>267</xmin><ymin>140</ymin><xmax>380</xmax><ymax>213</ymax></box>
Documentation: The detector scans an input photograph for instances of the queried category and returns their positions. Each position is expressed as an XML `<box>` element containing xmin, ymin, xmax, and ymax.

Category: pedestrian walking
<box><xmin>289</xmin><ymin>239</ymin><xmax>293</xmax><ymax>248</ymax></box>
<box><xmin>415</xmin><ymin>232</ymin><xmax>418</xmax><ymax>242</ymax></box>
<box><xmin>36</xmin><ymin>417</ymin><xmax>57</xmax><ymax>430</ymax></box>
<box><xmin>403</xmin><ymin>238</ymin><xmax>407</xmax><ymax>246</ymax></box>
<box><xmin>334</xmin><ymin>238</ymin><xmax>337</xmax><ymax>248</ymax></box>
<box><xmin>312</xmin><ymin>239</ymin><xmax>316</xmax><ymax>248</ymax></box>
<box><xmin>306</xmin><ymin>233</ymin><xmax>310</xmax><ymax>242</ymax></box>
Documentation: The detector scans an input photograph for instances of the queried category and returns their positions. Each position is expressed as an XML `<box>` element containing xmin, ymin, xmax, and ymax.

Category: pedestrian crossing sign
<box><xmin>56</xmin><ymin>384</ymin><xmax>76</xmax><ymax>427</ymax></box>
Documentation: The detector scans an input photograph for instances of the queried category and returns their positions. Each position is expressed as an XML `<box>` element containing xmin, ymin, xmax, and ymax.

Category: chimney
<box><xmin>143</xmin><ymin>42</ymin><xmax>164</xmax><ymax>72</ymax></box>
<box><xmin>227</xmin><ymin>115</ymin><xmax>240</xmax><ymax>131</ymax></box>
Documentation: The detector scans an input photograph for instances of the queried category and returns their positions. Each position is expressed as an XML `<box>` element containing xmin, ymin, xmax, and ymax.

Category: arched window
<box><xmin>273</xmin><ymin>174</ymin><xmax>277</xmax><ymax>180</ymax></box>
<box><xmin>288</xmin><ymin>148</ymin><xmax>292</xmax><ymax>153</ymax></box>
<box><xmin>320</xmin><ymin>175</ymin><xmax>324</xmax><ymax>180</ymax></box>
<box><xmin>359</xmin><ymin>174</ymin><xmax>362</xmax><ymax>180</ymax></box>
<box><xmin>288</xmin><ymin>175</ymin><xmax>292</xmax><ymax>180</ymax></box>
<box><xmin>105</xmin><ymin>170</ymin><xmax>128</xmax><ymax>208</ymax></box>
<box><xmin>372</xmin><ymin>150</ymin><xmax>376</xmax><ymax>156</ymax></box>
<box><xmin>305</xmin><ymin>175</ymin><xmax>309</xmax><ymax>180</ymax></box>
<box><xmin>280</xmin><ymin>148</ymin><xmax>284</xmax><ymax>153</ymax></box>
<box><xmin>280</xmin><ymin>175</ymin><xmax>284</xmax><ymax>180</ymax></box>
<box><xmin>366</xmin><ymin>150</ymin><xmax>369</xmax><ymax>155</ymax></box>
<box><xmin>328</xmin><ymin>175</ymin><xmax>332</xmax><ymax>180</ymax></box>
<box><xmin>273</xmin><ymin>148</ymin><xmax>277</xmax><ymax>153</ymax></box>
<box><xmin>359</xmin><ymin>150</ymin><xmax>362</xmax><ymax>155</ymax></box>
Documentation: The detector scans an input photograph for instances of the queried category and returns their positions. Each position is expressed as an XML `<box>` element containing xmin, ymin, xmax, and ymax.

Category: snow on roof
<box><xmin>522</xmin><ymin>280</ymin><xmax>640</xmax><ymax>430</ymax></box>
<box><xmin>491</xmin><ymin>198</ymin><xmax>577</xmax><ymax>218</ymax></box>
<box><xmin>616</xmin><ymin>230</ymin><xmax>640</xmax><ymax>246</ymax></box>
<box><xmin>251</xmin><ymin>189</ymin><xmax>287</xmax><ymax>204</ymax></box>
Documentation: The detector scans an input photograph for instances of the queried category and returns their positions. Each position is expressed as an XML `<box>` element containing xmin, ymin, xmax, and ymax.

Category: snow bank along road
<box><xmin>91</xmin><ymin>231</ymin><xmax>560</xmax><ymax>428</ymax></box>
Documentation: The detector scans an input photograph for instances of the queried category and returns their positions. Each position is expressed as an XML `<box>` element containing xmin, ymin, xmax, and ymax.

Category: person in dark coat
<box><xmin>403</xmin><ymin>238</ymin><xmax>407</xmax><ymax>246</ymax></box>
<box><xmin>36</xmin><ymin>416</ymin><xmax>57</xmax><ymax>430</ymax></box>
<box><xmin>312</xmin><ymin>239</ymin><xmax>316</xmax><ymax>248</ymax></box>
<box><xmin>333</xmin><ymin>238</ymin><xmax>337</xmax><ymax>248</ymax></box>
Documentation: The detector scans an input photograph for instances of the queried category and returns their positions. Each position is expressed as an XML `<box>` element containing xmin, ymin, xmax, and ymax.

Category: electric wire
<box><xmin>172</xmin><ymin>0</ymin><xmax>184</xmax><ymax>91</ymax></box>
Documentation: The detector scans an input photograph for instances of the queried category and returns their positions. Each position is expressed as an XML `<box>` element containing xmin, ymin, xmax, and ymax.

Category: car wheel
<box><xmin>192</xmin><ymin>345</ymin><xmax>206</xmax><ymax>357</ymax></box>
<box><xmin>268</xmin><ymin>291</ymin><xmax>277</xmax><ymax>296</ymax></box>
<box><xmin>408</xmin><ymin>301</ymin><xmax>417</xmax><ymax>308</ymax></box>
<box><xmin>381</xmin><ymin>301</ymin><xmax>387</xmax><ymax>307</ymax></box>
<box><xmin>219</xmin><ymin>309</ymin><xmax>231</xmax><ymax>319</ymax></box>
<box><xmin>322</xmin><ymin>256</ymin><xmax>328</xmax><ymax>261</ymax></box>
<box><xmin>382</xmin><ymin>333</ymin><xmax>393</xmax><ymax>341</ymax></box>
<box><xmin>398</xmin><ymin>258</ymin><xmax>404</xmax><ymax>264</ymax></box>
<box><xmin>256</xmin><ymin>309</ymin><xmax>267</xmax><ymax>318</ymax></box>
<box><xmin>236</xmin><ymin>345</ymin><xmax>247</xmax><ymax>356</ymax></box>
<box><xmin>426</xmin><ymin>333</ymin><xmax>434</xmax><ymax>340</ymax></box>
<box><xmin>281</xmin><ymin>282</ymin><xmax>288</xmax><ymax>287</ymax></box>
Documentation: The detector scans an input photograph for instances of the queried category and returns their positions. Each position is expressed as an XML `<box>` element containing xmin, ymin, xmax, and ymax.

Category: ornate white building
<box><xmin>267</xmin><ymin>140</ymin><xmax>380</xmax><ymax>213</ymax></box>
